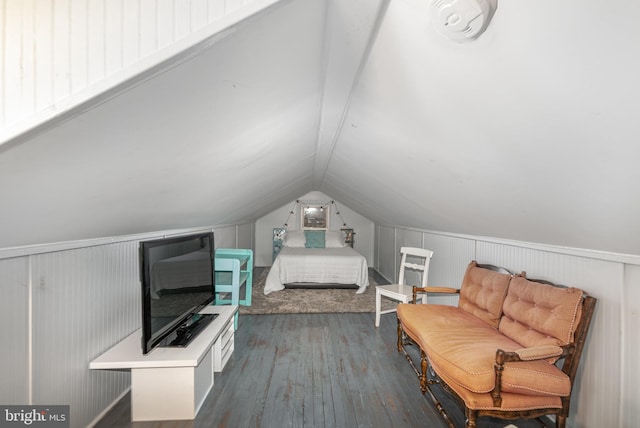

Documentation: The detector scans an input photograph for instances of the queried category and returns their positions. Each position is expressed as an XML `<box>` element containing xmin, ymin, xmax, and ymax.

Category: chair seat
<box><xmin>376</xmin><ymin>284</ymin><xmax>417</xmax><ymax>302</ymax></box>
<box><xmin>376</xmin><ymin>283</ymin><xmax>427</xmax><ymax>327</ymax></box>
<box><xmin>374</xmin><ymin>247</ymin><xmax>434</xmax><ymax>327</ymax></box>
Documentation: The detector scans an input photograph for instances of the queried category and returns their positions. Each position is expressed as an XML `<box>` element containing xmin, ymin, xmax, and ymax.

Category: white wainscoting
<box><xmin>622</xmin><ymin>263</ymin><xmax>640</xmax><ymax>427</ymax></box>
<box><xmin>31</xmin><ymin>241</ymin><xmax>139</xmax><ymax>426</ymax></box>
<box><xmin>0</xmin><ymin>223</ymin><xmax>253</xmax><ymax>428</ymax></box>
<box><xmin>375</xmin><ymin>224</ymin><xmax>638</xmax><ymax>428</ymax></box>
<box><xmin>0</xmin><ymin>256</ymin><xmax>30</xmax><ymax>404</ymax></box>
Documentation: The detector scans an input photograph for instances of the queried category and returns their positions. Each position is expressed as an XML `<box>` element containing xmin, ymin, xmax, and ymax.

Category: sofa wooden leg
<box><xmin>423</xmin><ymin>378</ymin><xmax>455</xmax><ymax>428</ymax></box>
<box><xmin>465</xmin><ymin>409</ymin><xmax>478</xmax><ymax>428</ymax></box>
<box><xmin>397</xmin><ymin>318</ymin><xmax>403</xmax><ymax>352</ymax></box>
<box><xmin>420</xmin><ymin>350</ymin><xmax>428</xmax><ymax>394</ymax></box>
<box><xmin>556</xmin><ymin>415</ymin><xmax>567</xmax><ymax>428</ymax></box>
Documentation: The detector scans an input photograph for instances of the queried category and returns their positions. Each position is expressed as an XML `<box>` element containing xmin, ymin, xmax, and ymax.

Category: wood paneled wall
<box><xmin>0</xmin><ymin>0</ymin><xmax>279</xmax><ymax>143</ymax></box>
<box><xmin>375</xmin><ymin>224</ymin><xmax>638</xmax><ymax>428</ymax></box>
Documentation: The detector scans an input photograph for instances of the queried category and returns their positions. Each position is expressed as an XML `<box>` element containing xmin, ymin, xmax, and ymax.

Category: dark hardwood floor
<box><xmin>95</xmin><ymin>311</ymin><xmax>552</xmax><ymax>428</ymax></box>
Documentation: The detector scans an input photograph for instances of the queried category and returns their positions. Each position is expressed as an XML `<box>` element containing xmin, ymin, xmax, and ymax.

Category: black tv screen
<box><xmin>139</xmin><ymin>232</ymin><xmax>215</xmax><ymax>354</ymax></box>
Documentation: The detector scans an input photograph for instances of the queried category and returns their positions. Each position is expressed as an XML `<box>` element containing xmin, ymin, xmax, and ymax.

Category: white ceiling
<box><xmin>1</xmin><ymin>0</ymin><xmax>639</xmax><ymax>256</ymax></box>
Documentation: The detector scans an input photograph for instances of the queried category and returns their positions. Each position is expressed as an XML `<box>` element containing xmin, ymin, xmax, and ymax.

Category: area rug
<box><xmin>238</xmin><ymin>268</ymin><xmax>397</xmax><ymax>315</ymax></box>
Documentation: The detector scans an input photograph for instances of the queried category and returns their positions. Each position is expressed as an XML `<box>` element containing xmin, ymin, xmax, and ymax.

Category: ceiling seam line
<box><xmin>316</xmin><ymin>0</ymin><xmax>391</xmax><ymax>186</ymax></box>
<box><xmin>312</xmin><ymin>0</ymin><xmax>333</xmax><ymax>187</ymax></box>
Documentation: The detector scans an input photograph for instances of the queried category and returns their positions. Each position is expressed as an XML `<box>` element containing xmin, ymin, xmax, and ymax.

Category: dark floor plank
<box><xmin>309</xmin><ymin>321</ymin><xmax>327</xmax><ymax>427</ymax></box>
<box><xmin>95</xmin><ymin>312</ymin><xmax>552</xmax><ymax>428</ymax></box>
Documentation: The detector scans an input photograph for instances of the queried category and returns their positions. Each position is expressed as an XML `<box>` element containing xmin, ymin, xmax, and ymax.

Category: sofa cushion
<box><xmin>399</xmin><ymin>304</ymin><xmax>517</xmax><ymax>393</ymax></box>
<box><xmin>458</xmin><ymin>261</ymin><xmax>512</xmax><ymax>329</ymax></box>
<box><xmin>500</xmin><ymin>357</ymin><xmax>572</xmax><ymax>396</ymax></box>
<box><xmin>437</xmin><ymin>367</ymin><xmax>563</xmax><ymax>411</ymax></box>
<box><xmin>397</xmin><ymin>303</ymin><xmax>572</xmax><ymax>396</ymax></box>
<box><xmin>499</xmin><ymin>276</ymin><xmax>584</xmax><ymax>349</ymax></box>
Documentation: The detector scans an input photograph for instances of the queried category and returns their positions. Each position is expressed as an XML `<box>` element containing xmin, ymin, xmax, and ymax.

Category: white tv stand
<box><xmin>90</xmin><ymin>305</ymin><xmax>237</xmax><ymax>421</ymax></box>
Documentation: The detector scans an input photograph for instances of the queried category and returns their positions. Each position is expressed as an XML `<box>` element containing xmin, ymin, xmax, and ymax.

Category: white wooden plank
<box><xmin>421</xmin><ymin>232</ymin><xmax>475</xmax><ymax>287</ymax></box>
<box><xmin>208</xmin><ymin>0</ymin><xmax>225</xmax><ymax>21</ymax></box>
<box><xmin>623</xmin><ymin>264</ymin><xmax>640</xmax><ymax>427</ymax></box>
<box><xmin>0</xmin><ymin>257</ymin><xmax>29</xmax><ymax>404</ymax></box>
<box><xmin>4</xmin><ymin>0</ymin><xmax>27</xmax><ymax>124</ymax></box>
<box><xmin>122</xmin><ymin>0</ymin><xmax>140</xmax><ymax>67</ymax></box>
<box><xmin>52</xmin><ymin>0</ymin><xmax>72</xmax><ymax>103</ymax></box>
<box><xmin>104</xmin><ymin>0</ymin><xmax>123</xmax><ymax>76</ymax></box>
<box><xmin>214</xmin><ymin>225</ymin><xmax>239</xmax><ymax>249</ymax></box>
<box><xmin>173</xmin><ymin>0</ymin><xmax>192</xmax><ymax>41</ymax></box>
<box><xmin>236</xmin><ymin>223</ymin><xmax>254</xmax><ymax>250</ymax></box>
<box><xmin>377</xmin><ymin>225</ymin><xmax>396</xmax><ymax>282</ymax></box>
<box><xmin>34</xmin><ymin>1</ymin><xmax>54</xmax><ymax>111</ymax></box>
<box><xmin>139</xmin><ymin>0</ymin><xmax>157</xmax><ymax>57</ymax></box>
<box><xmin>156</xmin><ymin>0</ymin><xmax>175</xmax><ymax>49</ymax></box>
<box><xmin>0</xmin><ymin>0</ymin><xmax>6</xmax><ymax>126</ymax></box>
<box><xmin>87</xmin><ymin>0</ymin><xmax>106</xmax><ymax>84</ymax></box>
<box><xmin>191</xmin><ymin>0</ymin><xmax>208</xmax><ymax>31</ymax></box>
<box><xmin>69</xmin><ymin>0</ymin><xmax>89</xmax><ymax>92</ymax></box>
<box><xmin>20</xmin><ymin>0</ymin><xmax>35</xmax><ymax>117</ymax></box>
<box><xmin>225</xmin><ymin>0</ymin><xmax>244</xmax><ymax>14</ymax></box>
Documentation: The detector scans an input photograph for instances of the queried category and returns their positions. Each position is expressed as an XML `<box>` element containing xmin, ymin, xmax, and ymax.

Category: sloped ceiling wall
<box><xmin>322</xmin><ymin>0</ymin><xmax>640</xmax><ymax>255</ymax></box>
<box><xmin>1</xmin><ymin>0</ymin><xmax>639</xmax><ymax>256</ymax></box>
<box><xmin>0</xmin><ymin>0</ymin><xmax>330</xmax><ymax>247</ymax></box>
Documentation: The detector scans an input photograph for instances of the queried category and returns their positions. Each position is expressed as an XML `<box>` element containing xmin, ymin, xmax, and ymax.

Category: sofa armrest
<box><xmin>491</xmin><ymin>345</ymin><xmax>575</xmax><ymax>406</ymax></box>
<box><xmin>411</xmin><ymin>286</ymin><xmax>459</xmax><ymax>303</ymax></box>
<box><xmin>514</xmin><ymin>345</ymin><xmax>564</xmax><ymax>361</ymax></box>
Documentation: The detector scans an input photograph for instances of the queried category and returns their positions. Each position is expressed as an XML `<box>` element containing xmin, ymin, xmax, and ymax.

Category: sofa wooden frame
<box><xmin>396</xmin><ymin>265</ymin><xmax>597</xmax><ymax>428</ymax></box>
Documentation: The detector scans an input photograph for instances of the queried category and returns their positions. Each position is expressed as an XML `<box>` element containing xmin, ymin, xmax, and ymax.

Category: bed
<box><xmin>150</xmin><ymin>249</ymin><xmax>211</xmax><ymax>299</ymax></box>
<box><xmin>264</xmin><ymin>230</ymin><xmax>369</xmax><ymax>295</ymax></box>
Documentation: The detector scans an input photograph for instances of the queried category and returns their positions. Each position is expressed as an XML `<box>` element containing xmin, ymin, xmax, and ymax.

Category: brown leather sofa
<box><xmin>396</xmin><ymin>261</ymin><xmax>596</xmax><ymax>428</ymax></box>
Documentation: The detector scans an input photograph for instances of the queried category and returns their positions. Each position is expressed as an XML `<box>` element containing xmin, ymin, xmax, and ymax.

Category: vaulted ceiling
<box><xmin>1</xmin><ymin>0</ymin><xmax>639</xmax><ymax>255</ymax></box>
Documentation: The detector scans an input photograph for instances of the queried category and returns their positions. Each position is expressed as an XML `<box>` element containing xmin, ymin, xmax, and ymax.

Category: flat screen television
<box><xmin>139</xmin><ymin>231</ymin><xmax>216</xmax><ymax>354</ymax></box>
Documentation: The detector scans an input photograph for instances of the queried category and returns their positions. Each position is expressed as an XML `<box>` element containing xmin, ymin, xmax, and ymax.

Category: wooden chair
<box><xmin>375</xmin><ymin>247</ymin><xmax>434</xmax><ymax>327</ymax></box>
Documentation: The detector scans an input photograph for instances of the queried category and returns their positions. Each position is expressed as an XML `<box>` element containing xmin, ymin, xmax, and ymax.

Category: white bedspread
<box><xmin>264</xmin><ymin>246</ymin><xmax>369</xmax><ymax>295</ymax></box>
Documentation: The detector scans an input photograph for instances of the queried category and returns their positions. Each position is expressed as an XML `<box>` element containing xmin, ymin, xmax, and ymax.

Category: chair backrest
<box><xmin>398</xmin><ymin>247</ymin><xmax>434</xmax><ymax>288</ymax></box>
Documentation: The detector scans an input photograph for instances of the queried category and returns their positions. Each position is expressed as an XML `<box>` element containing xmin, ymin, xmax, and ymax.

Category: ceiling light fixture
<box><xmin>431</xmin><ymin>0</ymin><xmax>497</xmax><ymax>42</ymax></box>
